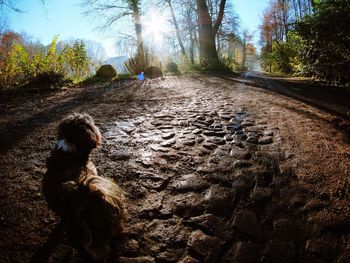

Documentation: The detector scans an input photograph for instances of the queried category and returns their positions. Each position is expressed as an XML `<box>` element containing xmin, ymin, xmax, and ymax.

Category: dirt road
<box><xmin>0</xmin><ymin>75</ymin><xmax>349</xmax><ymax>262</ymax></box>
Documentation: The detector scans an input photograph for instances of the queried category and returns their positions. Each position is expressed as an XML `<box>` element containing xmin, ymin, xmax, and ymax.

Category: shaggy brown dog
<box><xmin>43</xmin><ymin>113</ymin><xmax>126</xmax><ymax>262</ymax></box>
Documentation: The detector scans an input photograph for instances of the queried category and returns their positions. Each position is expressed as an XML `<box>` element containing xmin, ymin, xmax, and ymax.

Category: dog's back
<box><xmin>73</xmin><ymin>175</ymin><xmax>126</xmax><ymax>260</ymax></box>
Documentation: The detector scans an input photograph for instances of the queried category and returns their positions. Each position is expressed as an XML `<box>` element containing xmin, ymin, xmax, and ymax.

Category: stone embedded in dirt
<box><xmin>139</xmin><ymin>158</ymin><xmax>153</xmax><ymax>168</ymax></box>
<box><xmin>230</xmin><ymin>149</ymin><xmax>251</xmax><ymax>160</ymax></box>
<box><xmin>124</xmin><ymin>182</ymin><xmax>148</xmax><ymax>199</ymax></box>
<box><xmin>305</xmin><ymin>237</ymin><xmax>338</xmax><ymax>260</ymax></box>
<box><xmin>202</xmin><ymin>130</ymin><xmax>217</xmax><ymax>137</ymax></box>
<box><xmin>202</xmin><ymin>142</ymin><xmax>218</xmax><ymax>151</ymax></box>
<box><xmin>259</xmin><ymin>136</ymin><xmax>273</xmax><ymax>144</ymax></box>
<box><xmin>120</xmin><ymin>239</ymin><xmax>140</xmax><ymax>255</ymax></box>
<box><xmin>120</xmin><ymin>125</ymin><xmax>136</xmax><ymax>134</ymax></box>
<box><xmin>241</xmin><ymin>120</ymin><xmax>254</xmax><ymax>127</ymax></box>
<box><xmin>224</xmin><ymin>134</ymin><xmax>233</xmax><ymax>141</ymax></box>
<box><xmin>196</xmin><ymin>136</ymin><xmax>205</xmax><ymax>144</ymax></box>
<box><xmin>139</xmin><ymin>192</ymin><xmax>163</xmax><ymax>216</ymax></box>
<box><xmin>205</xmin><ymin>186</ymin><xmax>233</xmax><ymax>216</ymax></box>
<box><xmin>102</xmin><ymin>130</ymin><xmax>118</xmax><ymax>139</ymax></box>
<box><xmin>145</xmin><ymin>219</ymin><xmax>191</xmax><ymax>253</ymax></box>
<box><xmin>156</xmin><ymin>251</ymin><xmax>181</xmax><ymax>262</ymax></box>
<box><xmin>221</xmin><ymin>242</ymin><xmax>262</xmax><ymax>263</ymax></box>
<box><xmin>205</xmin><ymin>173</ymin><xmax>235</xmax><ymax>184</ymax></box>
<box><xmin>140</xmin><ymin>179</ymin><xmax>166</xmax><ymax>191</ymax></box>
<box><xmin>118</xmin><ymin>256</ymin><xmax>156</xmax><ymax>263</ymax></box>
<box><xmin>255</xmin><ymin>171</ymin><xmax>273</xmax><ymax>187</ymax></box>
<box><xmin>197</xmin><ymin>148</ymin><xmax>210</xmax><ymax>156</ymax></box>
<box><xmin>232</xmin><ymin>174</ymin><xmax>255</xmax><ymax>195</ymax></box>
<box><xmin>207</xmin><ymin>137</ymin><xmax>226</xmax><ymax>146</ymax></box>
<box><xmin>186</xmin><ymin>214</ymin><xmax>223</xmax><ymax>233</ymax></box>
<box><xmin>197</xmin><ymin>162</ymin><xmax>233</xmax><ymax>173</ymax></box>
<box><xmin>273</xmin><ymin>218</ymin><xmax>302</xmax><ymax>241</ymax></box>
<box><xmin>178</xmin><ymin>256</ymin><xmax>201</xmax><ymax>263</ymax></box>
<box><xmin>149</xmin><ymin>144</ymin><xmax>169</xmax><ymax>153</ymax></box>
<box><xmin>192</xmin><ymin>129</ymin><xmax>202</xmax><ymax>135</ymax></box>
<box><xmin>233</xmin><ymin>160</ymin><xmax>253</xmax><ymax>168</ymax></box>
<box><xmin>109</xmin><ymin>149</ymin><xmax>132</xmax><ymax>160</ymax></box>
<box><xmin>233</xmin><ymin>209</ymin><xmax>262</xmax><ymax>238</ymax></box>
<box><xmin>246</xmin><ymin>135</ymin><xmax>259</xmax><ymax>144</ymax></box>
<box><xmin>182</xmin><ymin>139</ymin><xmax>196</xmax><ymax>146</ymax></box>
<box><xmin>158</xmin><ymin>125</ymin><xmax>175</xmax><ymax>130</ymax></box>
<box><xmin>161</xmin><ymin>138</ymin><xmax>176</xmax><ymax>147</ymax></box>
<box><xmin>169</xmin><ymin>193</ymin><xmax>206</xmax><ymax>218</ymax></box>
<box><xmin>202</xmin><ymin>130</ymin><xmax>226</xmax><ymax>137</ymax></box>
<box><xmin>226</xmin><ymin>123</ymin><xmax>242</xmax><ymax>131</ymax></box>
<box><xmin>264</xmin><ymin>130</ymin><xmax>274</xmax><ymax>136</ymax></box>
<box><xmin>262</xmin><ymin>240</ymin><xmax>296</xmax><ymax>263</ymax></box>
<box><xmin>302</xmin><ymin>199</ymin><xmax>327</xmax><ymax>212</ymax></box>
<box><xmin>187</xmin><ymin>230</ymin><xmax>224</xmax><ymax>261</ymax></box>
<box><xmin>250</xmin><ymin>187</ymin><xmax>272</xmax><ymax>203</ymax></box>
<box><xmin>162</xmin><ymin>132</ymin><xmax>175</xmax><ymax>140</ymax></box>
<box><xmin>171</xmin><ymin>173</ymin><xmax>209</xmax><ymax>192</ymax></box>
<box><xmin>290</xmin><ymin>195</ymin><xmax>306</xmax><ymax>207</ymax></box>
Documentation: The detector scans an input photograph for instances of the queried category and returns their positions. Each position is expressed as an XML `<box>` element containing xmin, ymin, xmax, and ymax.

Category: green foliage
<box><xmin>296</xmin><ymin>0</ymin><xmax>350</xmax><ymax>84</ymax></box>
<box><xmin>0</xmin><ymin>35</ymin><xmax>92</xmax><ymax>89</ymax></box>
<box><xmin>220</xmin><ymin>56</ymin><xmax>239</xmax><ymax>72</ymax></box>
<box><xmin>61</xmin><ymin>40</ymin><xmax>91</xmax><ymax>79</ymax></box>
<box><xmin>260</xmin><ymin>32</ymin><xmax>303</xmax><ymax>75</ymax></box>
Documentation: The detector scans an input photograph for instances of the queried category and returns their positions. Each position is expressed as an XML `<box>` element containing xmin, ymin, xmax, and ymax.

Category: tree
<box><xmin>82</xmin><ymin>0</ymin><xmax>145</xmax><ymax>56</ymax></box>
<box><xmin>195</xmin><ymin>0</ymin><xmax>226</xmax><ymax>69</ymax></box>
<box><xmin>165</xmin><ymin>0</ymin><xmax>187</xmax><ymax>58</ymax></box>
<box><xmin>296</xmin><ymin>0</ymin><xmax>350</xmax><ymax>83</ymax></box>
<box><xmin>0</xmin><ymin>0</ymin><xmax>46</xmax><ymax>12</ymax></box>
<box><xmin>240</xmin><ymin>29</ymin><xmax>254</xmax><ymax>69</ymax></box>
<box><xmin>0</xmin><ymin>0</ymin><xmax>21</xmax><ymax>12</ymax></box>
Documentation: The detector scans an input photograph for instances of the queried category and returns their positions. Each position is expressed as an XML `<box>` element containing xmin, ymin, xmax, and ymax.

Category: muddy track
<box><xmin>0</xmin><ymin>75</ymin><xmax>349</xmax><ymax>263</ymax></box>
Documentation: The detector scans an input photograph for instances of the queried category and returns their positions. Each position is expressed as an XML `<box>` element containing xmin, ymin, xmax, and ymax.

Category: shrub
<box><xmin>24</xmin><ymin>71</ymin><xmax>69</xmax><ymax>90</ymax></box>
<box><xmin>296</xmin><ymin>0</ymin><xmax>350</xmax><ymax>84</ymax></box>
<box><xmin>144</xmin><ymin>66</ymin><xmax>163</xmax><ymax>79</ymax></box>
<box><xmin>0</xmin><ymin>35</ymin><xmax>92</xmax><ymax>89</ymax></box>
<box><xmin>221</xmin><ymin>56</ymin><xmax>239</xmax><ymax>72</ymax></box>
<box><xmin>165</xmin><ymin>61</ymin><xmax>179</xmax><ymax>73</ymax></box>
<box><xmin>125</xmin><ymin>51</ymin><xmax>151</xmax><ymax>75</ymax></box>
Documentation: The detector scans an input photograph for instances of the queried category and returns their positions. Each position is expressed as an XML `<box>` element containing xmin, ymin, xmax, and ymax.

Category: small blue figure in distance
<box><xmin>137</xmin><ymin>72</ymin><xmax>145</xmax><ymax>81</ymax></box>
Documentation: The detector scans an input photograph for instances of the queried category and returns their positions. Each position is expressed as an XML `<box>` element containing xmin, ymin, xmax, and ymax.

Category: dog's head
<box><xmin>57</xmin><ymin>113</ymin><xmax>102</xmax><ymax>153</ymax></box>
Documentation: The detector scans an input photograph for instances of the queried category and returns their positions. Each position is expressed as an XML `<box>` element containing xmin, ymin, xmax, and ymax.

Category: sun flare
<box><xmin>143</xmin><ymin>12</ymin><xmax>170</xmax><ymax>44</ymax></box>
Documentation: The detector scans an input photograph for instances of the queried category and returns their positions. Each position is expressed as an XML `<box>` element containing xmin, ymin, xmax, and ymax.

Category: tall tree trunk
<box><xmin>167</xmin><ymin>0</ymin><xmax>187</xmax><ymax>57</ymax></box>
<box><xmin>195</xmin><ymin>0</ymin><xmax>226</xmax><ymax>69</ymax></box>
<box><xmin>130</xmin><ymin>1</ymin><xmax>144</xmax><ymax>56</ymax></box>
<box><xmin>189</xmin><ymin>24</ymin><xmax>195</xmax><ymax>64</ymax></box>
<box><xmin>242</xmin><ymin>43</ymin><xmax>246</xmax><ymax>69</ymax></box>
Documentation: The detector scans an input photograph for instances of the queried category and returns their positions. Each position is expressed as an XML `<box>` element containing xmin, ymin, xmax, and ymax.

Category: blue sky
<box><xmin>4</xmin><ymin>0</ymin><xmax>269</xmax><ymax>57</ymax></box>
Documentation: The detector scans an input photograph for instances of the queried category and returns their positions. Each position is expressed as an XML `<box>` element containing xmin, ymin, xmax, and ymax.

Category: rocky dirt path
<box><xmin>0</xmin><ymin>75</ymin><xmax>349</xmax><ymax>263</ymax></box>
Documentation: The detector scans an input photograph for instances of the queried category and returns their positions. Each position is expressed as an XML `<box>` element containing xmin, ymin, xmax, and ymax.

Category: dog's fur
<box><xmin>43</xmin><ymin>113</ymin><xmax>126</xmax><ymax>261</ymax></box>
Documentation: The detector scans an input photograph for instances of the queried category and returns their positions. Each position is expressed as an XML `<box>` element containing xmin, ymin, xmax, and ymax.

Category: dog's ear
<box><xmin>58</xmin><ymin>113</ymin><xmax>102</xmax><ymax>151</ymax></box>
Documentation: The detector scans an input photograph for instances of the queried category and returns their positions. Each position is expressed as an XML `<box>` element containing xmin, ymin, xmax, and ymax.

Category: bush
<box><xmin>296</xmin><ymin>0</ymin><xmax>350</xmax><ymax>84</ymax></box>
<box><xmin>144</xmin><ymin>66</ymin><xmax>163</xmax><ymax>79</ymax></box>
<box><xmin>221</xmin><ymin>57</ymin><xmax>239</xmax><ymax>72</ymax></box>
<box><xmin>24</xmin><ymin>71</ymin><xmax>69</xmax><ymax>90</ymax></box>
<box><xmin>165</xmin><ymin>61</ymin><xmax>179</xmax><ymax>73</ymax></box>
<box><xmin>0</xmin><ymin>35</ymin><xmax>92</xmax><ymax>89</ymax></box>
<box><xmin>125</xmin><ymin>51</ymin><xmax>151</xmax><ymax>75</ymax></box>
